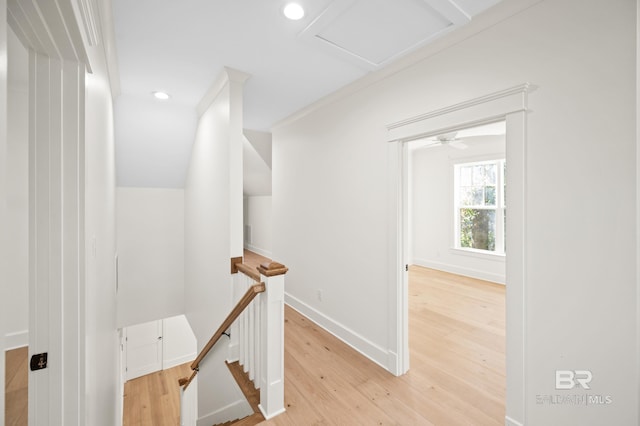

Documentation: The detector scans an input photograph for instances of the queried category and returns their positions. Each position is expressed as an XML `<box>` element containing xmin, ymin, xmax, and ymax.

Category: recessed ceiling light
<box><xmin>152</xmin><ymin>91</ymin><xmax>170</xmax><ymax>100</ymax></box>
<box><xmin>283</xmin><ymin>3</ymin><xmax>304</xmax><ymax>20</ymax></box>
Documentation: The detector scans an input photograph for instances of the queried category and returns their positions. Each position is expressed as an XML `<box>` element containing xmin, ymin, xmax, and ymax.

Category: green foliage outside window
<box><xmin>460</xmin><ymin>208</ymin><xmax>496</xmax><ymax>251</ymax></box>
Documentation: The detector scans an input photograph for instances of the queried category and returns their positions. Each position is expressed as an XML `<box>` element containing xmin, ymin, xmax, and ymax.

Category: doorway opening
<box><xmin>406</xmin><ymin>121</ymin><xmax>507</xmax><ymax>422</ymax></box>
<box><xmin>386</xmin><ymin>84</ymin><xmax>529</xmax><ymax>424</ymax></box>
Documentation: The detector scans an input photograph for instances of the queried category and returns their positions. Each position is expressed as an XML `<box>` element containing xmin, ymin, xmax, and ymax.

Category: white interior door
<box><xmin>125</xmin><ymin>320</ymin><xmax>163</xmax><ymax>381</ymax></box>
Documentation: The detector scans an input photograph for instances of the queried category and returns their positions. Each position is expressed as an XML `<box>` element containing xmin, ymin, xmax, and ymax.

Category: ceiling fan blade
<box><xmin>448</xmin><ymin>141</ymin><xmax>468</xmax><ymax>150</ymax></box>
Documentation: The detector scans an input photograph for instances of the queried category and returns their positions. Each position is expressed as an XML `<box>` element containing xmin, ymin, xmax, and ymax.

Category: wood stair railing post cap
<box><xmin>257</xmin><ymin>261</ymin><xmax>289</xmax><ymax>277</ymax></box>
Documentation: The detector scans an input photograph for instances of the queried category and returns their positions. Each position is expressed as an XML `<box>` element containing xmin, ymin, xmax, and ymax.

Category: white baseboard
<box><xmin>163</xmin><ymin>353</ymin><xmax>197</xmax><ymax>370</ymax></box>
<box><xmin>258</xmin><ymin>405</ymin><xmax>285</xmax><ymax>421</ymax></box>
<box><xmin>285</xmin><ymin>293</ymin><xmax>389</xmax><ymax>372</ymax></box>
<box><xmin>505</xmin><ymin>416</ymin><xmax>524</xmax><ymax>426</ymax></box>
<box><xmin>244</xmin><ymin>244</ymin><xmax>272</xmax><ymax>259</ymax></box>
<box><xmin>196</xmin><ymin>398</ymin><xmax>253</xmax><ymax>426</ymax></box>
<box><xmin>5</xmin><ymin>330</ymin><xmax>28</xmax><ymax>350</ymax></box>
<box><xmin>412</xmin><ymin>258</ymin><xmax>505</xmax><ymax>284</ymax></box>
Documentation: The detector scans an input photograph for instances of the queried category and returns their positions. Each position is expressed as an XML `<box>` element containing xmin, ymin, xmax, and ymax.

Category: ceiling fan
<box><xmin>418</xmin><ymin>132</ymin><xmax>468</xmax><ymax>150</ymax></box>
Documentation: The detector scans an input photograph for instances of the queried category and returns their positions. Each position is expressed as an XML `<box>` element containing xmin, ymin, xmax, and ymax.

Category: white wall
<box><xmin>115</xmin><ymin>94</ymin><xmax>197</xmax><ymax>188</ymax></box>
<box><xmin>410</xmin><ymin>135</ymin><xmax>505</xmax><ymax>284</ymax></box>
<box><xmin>244</xmin><ymin>129</ymin><xmax>272</xmax><ymax>168</ymax></box>
<box><xmin>84</xmin><ymin>74</ymin><xmax>118</xmax><ymax>424</ymax></box>
<box><xmin>162</xmin><ymin>315</ymin><xmax>197</xmax><ymax>369</ymax></box>
<box><xmin>184</xmin><ymin>69</ymin><xmax>252</xmax><ymax>425</ymax></box>
<box><xmin>116</xmin><ymin>187</ymin><xmax>185</xmax><ymax>328</ymax></box>
<box><xmin>244</xmin><ymin>196</ymin><xmax>272</xmax><ymax>258</ymax></box>
<box><xmin>272</xmin><ymin>0</ymin><xmax>638</xmax><ymax>424</ymax></box>
<box><xmin>84</xmin><ymin>51</ymin><xmax>119</xmax><ymax>426</ymax></box>
<box><xmin>83</xmin><ymin>0</ymin><xmax>120</xmax><ymax>423</ymax></box>
<box><xmin>5</xmin><ymin>26</ymin><xmax>29</xmax><ymax>349</ymax></box>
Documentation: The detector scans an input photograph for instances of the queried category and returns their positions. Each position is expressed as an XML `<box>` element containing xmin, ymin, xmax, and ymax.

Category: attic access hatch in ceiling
<box><xmin>300</xmin><ymin>0</ymin><xmax>471</xmax><ymax>70</ymax></box>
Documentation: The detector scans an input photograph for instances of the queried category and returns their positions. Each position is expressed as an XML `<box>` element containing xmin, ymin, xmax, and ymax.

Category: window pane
<box><xmin>459</xmin><ymin>209</ymin><xmax>496</xmax><ymax>251</ymax></box>
<box><xmin>472</xmin><ymin>165</ymin><xmax>484</xmax><ymax>185</ymax></box>
<box><xmin>485</xmin><ymin>186</ymin><xmax>496</xmax><ymax>205</ymax></box>
<box><xmin>471</xmin><ymin>187</ymin><xmax>483</xmax><ymax>205</ymax></box>
<box><xmin>485</xmin><ymin>164</ymin><xmax>497</xmax><ymax>185</ymax></box>
<box><xmin>460</xmin><ymin>166</ymin><xmax>472</xmax><ymax>186</ymax></box>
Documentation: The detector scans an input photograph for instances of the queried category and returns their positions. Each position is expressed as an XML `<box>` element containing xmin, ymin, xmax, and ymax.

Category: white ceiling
<box><xmin>112</xmin><ymin>0</ymin><xmax>503</xmax><ymax>188</ymax></box>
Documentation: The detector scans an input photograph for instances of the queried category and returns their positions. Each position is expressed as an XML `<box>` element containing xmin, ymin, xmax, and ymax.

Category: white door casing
<box><xmin>386</xmin><ymin>84</ymin><xmax>530</xmax><ymax>425</ymax></box>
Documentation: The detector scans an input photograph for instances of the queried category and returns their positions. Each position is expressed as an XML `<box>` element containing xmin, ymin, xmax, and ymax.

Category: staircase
<box><xmin>215</xmin><ymin>361</ymin><xmax>265</xmax><ymax>426</ymax></box>
<box><xmin>179</xmin><ymin>256</ymin><xmax>288</xmax><ymax>426</ymax></box>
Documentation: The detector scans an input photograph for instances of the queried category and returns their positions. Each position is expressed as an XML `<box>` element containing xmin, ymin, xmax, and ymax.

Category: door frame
<box><xmin>386</xmin><ymin>84</ymin><xmax>530</xmax><ymax>425</ymax></box>
<box><xmin>7</xmin><ymin>1</ymin><xmax>91</xmax><ymax>424</ymax></box>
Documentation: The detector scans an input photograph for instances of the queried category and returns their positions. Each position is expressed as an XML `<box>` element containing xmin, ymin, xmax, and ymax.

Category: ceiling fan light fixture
<box><xmin>152</xmin><ymin>91</ymin><xmax>170</xmax><ymax>100</ymax></box>
<box><xmin>283</xmin><ymin>3</ymin><xmax>305</xmax><ymax>20</ymax></box>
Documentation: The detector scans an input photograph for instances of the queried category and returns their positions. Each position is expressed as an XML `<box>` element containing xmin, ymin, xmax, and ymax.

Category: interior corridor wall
<box><xmin>84</xmin><ymin>45</ymin><xmax>119</xmax><ymax>426</ymax></box>
<box><xmin>243</xmin><ymin>195</ymin><xmax>273</xmax><ymax>258</ymax></box>
<box><xmin>116</xmin><ymin>187</ymin><xmax>185</xmax><ymax>328</ymax></box>
<box><xmin>272</xmin><ymin>0</ymin><xmax>637</xmax><ymax>424</ymax></box>
<box><xmin>184</xmin><ymin>70</ymin><xmax>252</xmax><ymax>425</ymax></box>
<box><xmin>82</xmin><ymin>0</ymin><xmax>121</xmax><ymax>422</ymax></box>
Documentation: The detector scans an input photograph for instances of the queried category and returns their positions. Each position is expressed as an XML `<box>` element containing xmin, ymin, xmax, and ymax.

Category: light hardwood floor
<box><xmin>123</xmin><ymin>361</ymin><xmax>192</xmax><ymax>426</ymax></box>
<box><xmin>260</xmin><ymin>266</ymin><xmax>505</xmax><ymax>425</ymax></box>
<box><xmin>5</xmin><ymin>346</ymin><xmax>28</xmax><ymax>426</ymax></box>
<box><xmin>7</xmin><ymin>261</ymin><xmax>505</xmax><ymax>425</ymax></box>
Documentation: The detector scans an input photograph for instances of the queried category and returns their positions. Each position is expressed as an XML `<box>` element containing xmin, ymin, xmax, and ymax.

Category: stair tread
<box><xmin>218</xmin><ymin>361</ymin><xmax>265</xmax><ymax>426</ymax></box>
<box><xmin>230</xmin><ymin>412</ymin><xmax>265</xmax><ymax>426</ymax></box>
<box><xmin>225</xmin><ymin>361</ymin><xmax>261</xmax><ymax>413</ymax></box>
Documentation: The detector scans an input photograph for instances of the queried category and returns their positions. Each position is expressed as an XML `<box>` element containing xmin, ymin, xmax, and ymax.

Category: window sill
<box><xmin>450</xmin><ymin>247</ymin><xmax>506</xmax><ymax>262</ymax></box>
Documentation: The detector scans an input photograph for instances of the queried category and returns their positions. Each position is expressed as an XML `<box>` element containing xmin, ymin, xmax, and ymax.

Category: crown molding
<box><xmin>76</xmin><ymin>0</ymin><xmax>100</xmax><ymax>47</ymax></box>
<box><xmin>196</xmin><ymin>67</ymin><xmax>251</xmax><ymax>117</ymax></box>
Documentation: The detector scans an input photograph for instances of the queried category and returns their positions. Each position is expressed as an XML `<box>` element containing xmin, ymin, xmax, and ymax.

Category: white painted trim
<box><xmin>163</xmin><ymin>352</ymin><xmax>197</xmax><ymax>370</ymax></box>
<box><xmin>196</xmin><ymin>398</ymin><xmax>252</xmax><ymax>426</ymax></box>
<box><xmin>4</xmin><ymin>330</ymin><xmax>29</xmax><ymax>350</ymax></box>
<box><xmin>412</xmin><ymin>258</ymin><xmax>505</xmax><ymax>285</ymax></box>
<box><xmin>388</xmin><ymin>85</ymin><xmax>529</xmax><ymax>424</ymax></box>
<box><xmin>196</xmin><ymin>67</ymin><xmax>250</xmax><ymax>117</ymax></box>
<box><xmin>258</xmin><ymin>405</ymin><xmax>285</xmax><ymax>421</ymax></box>
<box><xmin>285</xmin><ymin>293</ymin><xmax>389</xmax><ymax>371</ymax></box>
<box><xmin>243</xmin><ymin>244</ymin><xmax>272</xmax><ymax>260</ymax></box>
<box><xmin>505</xmin><ymin>415</ymin><xmax>525</xmax><ymax>426</ymax></box>
<box><xmin>75</xmin><ymin>0</ymin><xmax>100</xmax><ymax>47</ymax></box>
<box><xmin>449</xmin><ymin>248</ymin><xmax>506</xmax><ymax>263</ymax></box>
<box><xmin>637</xmin><ymin>2</ymin><xmax>640</xmax><ymax>424</ymax></box>
<box><xmin>387</xmin><ymin>83</ymin><xmax>530</xmax><ymax>142</ymax></box>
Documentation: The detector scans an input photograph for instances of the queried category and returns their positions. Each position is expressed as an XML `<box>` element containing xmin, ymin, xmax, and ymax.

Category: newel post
<box><xmin>257</xmin><ymin>261</ymin><xmax>288</xmax><ymax>419</ymax></box>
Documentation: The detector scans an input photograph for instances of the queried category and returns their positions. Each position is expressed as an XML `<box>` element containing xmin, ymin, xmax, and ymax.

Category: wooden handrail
<box><xmin>236</xmin><ymin>262</ymin><xmax>260</xmax><ymax>282</ymax></box>
<box><xmin>180</xmin><ymin>281</ymin><xmax>266</xmax><ymax>390</ymax></box>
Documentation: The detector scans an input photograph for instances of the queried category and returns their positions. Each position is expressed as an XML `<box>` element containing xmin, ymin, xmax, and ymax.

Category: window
<box><xmin>454</xmin><ymin>159</ymin><xmax>505</xmax><ymax>254</ymax></box>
